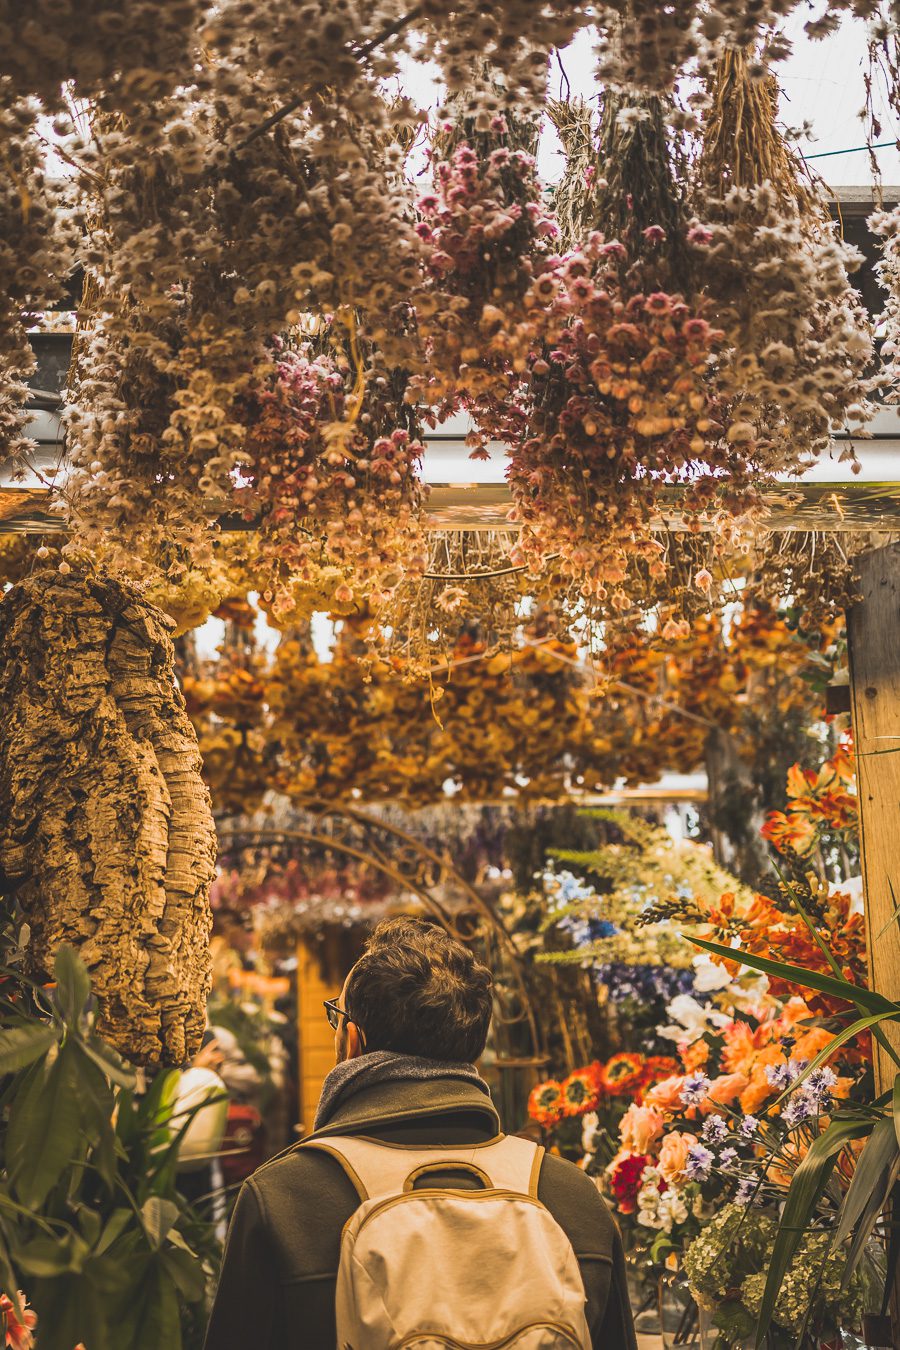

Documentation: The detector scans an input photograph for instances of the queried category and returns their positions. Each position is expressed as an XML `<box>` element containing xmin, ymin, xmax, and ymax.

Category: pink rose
<box><xmin>644</xmin><ymin>1075</ymin><xmax>686</xmax><ymax>1114</ymax></box>
<box><xmin>658</xmin><ymin>1131</ymin><xmax>698</xmax><ymax>1186</ymax></box>
<box><xmin>701</xmin><ymin>1072</ymin><xmax>751</xmax><ymax>1113</ymax></box>
<box><xmin>619</xmin><ymin>1103</ymin><xmax>664</xmax><ymax>1155</ymax></box>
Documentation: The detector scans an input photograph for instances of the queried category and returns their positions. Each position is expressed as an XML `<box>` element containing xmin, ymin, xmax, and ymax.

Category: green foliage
<box><xmin>0</xmin><ymin>943</ymin><xmax>221</xmax><ymax>1350</ymax></box>
<box><xmin>539</xmin><ymin>808</ymin><xmax>750</xmax><ymax>970</ymax></box>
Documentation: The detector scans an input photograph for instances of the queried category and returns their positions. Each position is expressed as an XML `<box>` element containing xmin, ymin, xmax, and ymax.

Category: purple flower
<box><xmin>805</xmin><ymin>1067</ymin><xmax>837</xmax><ymax>1103</ymax></box>
<box><xmin>734</xmin><ymin>1176</ymin><xmax>757</xmax><ymax>1206</ymax></box>
<box><xmin>702</xmin><ymin>1115</ymin><xmax>729</xmax><ymax>1145</ymax></box>
<box><xmin>739</xmin><ymin>1116</ymin><xmax>760</xmax><ymax>1139</ymax></box>
<box><xmin>782</xmin><ymin>1095</ymin><xmax>815</xmax><ymax>1128</ymax></box>
<box><xmin>685</xmin><ymin>1144</ymin><xmax>713</xmax><ymax>1180</ymax></box>
<box><xmin>766</xmin><ymin>1057</ymin><xmax>808</xmax><ymax>1090</ymax></box>
<box><xmin>719</xmin><ymin>1147</ymin><xmax>738</xmax><ymax>1167</ymax></box>
<box><xmin>680</xmin><ymin>1073</ymin><xmax>711</xmax><ymax>1107</ymax></box>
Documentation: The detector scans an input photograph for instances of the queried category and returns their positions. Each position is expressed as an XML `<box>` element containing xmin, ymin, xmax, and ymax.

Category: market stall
<box><xmin>4</xmin><ymin>4</ymin><xmax>900</xmax><ymax>1348</ymax></box>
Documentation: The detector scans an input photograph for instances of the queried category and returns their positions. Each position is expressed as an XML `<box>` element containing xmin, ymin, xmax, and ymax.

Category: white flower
<box><xmin>690</xmin><ymin>954</ymin><xmax>734</xmax><ymax>993</ymax></box>
<box><xmin>658</xmin><ymin>1189</ymin><xmax>689</xmax><ymax>1231</ymax></box>
<box><xmin>659</xmin><ymin>993</ymin><xmax>730</xmax><ymax>1044</ymax></box>
<box><xmin>581</xmin><ymin>1112</ymin><xmax>600</xmax><ymax>1155</ymax></box>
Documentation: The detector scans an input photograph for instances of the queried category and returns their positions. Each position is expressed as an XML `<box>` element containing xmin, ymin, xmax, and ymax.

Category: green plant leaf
<box><xmin>71</xmin><ymin>1043</ymin><xmax>117</xmax><ymax>1145</ymax></box>
<box><xmin>7</xmin><ymin>1042</ymin><xmax>85</xmax><ymax>1208</ymax></box>
<box><xmin>30</xmin><ymin>1270</ymin><xmax>109</xmax><ymax>1350</ymax></box>
<box><xmin>53</xmin><ymin>944</ymin><xmax>91</xmax><ymax>1026</ymax></box>
<box><xmin>95</xmin><ymin>1208</ymin><xmax>135</xmax><ymax>1258</ymax></box>
<box><xmin>753</xmin><ymin>1115</ymin><xmax>873</xmax><ymax>1348</ymax></box>
<box><xmin>142</xmin><ymin>1196</ymin><xmax>179</xmax><ymax>1250</ymax></box>
<box><xmin>771</xmin><ymin>1010</ymin><xmax>899</xmax><ymax>1110</ymax></box>
<box><xmin>833</xmin><ymin>1115</ymin><xmax>900</xmax><ymax>1288</ymax></box>
<box><xmin>0</xmin><ymin>1224</ymin><xmax>25</xmax><ymax>1323</ymax></box>
<box><xmin>108</xmin><ymin>1255</ymin><xmax>183</xmax><ymax>1350</ymax></box>
<box><xmin>77</xmin><ymin>1035</ymin><xmax>137</xmax><ymax>1090</ymax></box>
<box><xmin>0</xmin><ymin>1021</ymin><xmax>58</xmax><ymax>1075</ymax></box>
<box><xmin>893</xmin><ymin>1073</ymin><xmax>900</xmax><ymax>1154</ymax></box>
<box><xmin>17</xmin><ymin>1231</ymin><xmax>90</xmax><ymax>1277</ymax></box>
<box><xmin>690</xmin><ymin>936</ymin><xmax>897</xmax><ymax>1015</ymax></box>
<box><xmin>160</xmin><ymin>1245</ymin><xmax>207</xmax><ymax>1302</ymax></box>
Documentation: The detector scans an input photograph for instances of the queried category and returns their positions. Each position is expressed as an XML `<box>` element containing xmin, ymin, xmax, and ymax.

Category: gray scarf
<box><xmin>314</xmin><ymin>1050</ymin><xmax>490</xmax><ymax>1132</ymax></box>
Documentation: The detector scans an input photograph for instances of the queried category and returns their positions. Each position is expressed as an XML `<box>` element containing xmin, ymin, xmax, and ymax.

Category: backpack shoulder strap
<box><xmin>300</xmin><ymin>1133</ymin><xmax>544</xmax><ymax>1202</ymax></box>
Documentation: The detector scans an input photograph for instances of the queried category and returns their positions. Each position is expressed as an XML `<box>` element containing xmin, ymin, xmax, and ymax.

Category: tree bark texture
<box><xmin>0</xmin><ymin>570</ymin><xmax>216</xmax><ymax>1067</ymax></box>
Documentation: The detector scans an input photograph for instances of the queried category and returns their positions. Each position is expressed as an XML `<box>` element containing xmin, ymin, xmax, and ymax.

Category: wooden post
<box><xmin>848</xmin><ymin>543</ymin><xmax>900</xmax><ymax>1346</ymax></box>
<box><xmin>848</xmin><ymin>542</ymin><xmax>900</xmax><ymax>1087</ymax></box>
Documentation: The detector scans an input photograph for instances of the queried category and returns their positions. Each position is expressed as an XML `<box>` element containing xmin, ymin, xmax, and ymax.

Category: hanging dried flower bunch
<box><xmin>592</xmin><ymin>0</ymin><xmax>881</xmax><ymax>93</ymax></box>
<box><xmin>65</xmin><ymin>74</ymin><xmax>425</xmax><ymax>575</ymax></box>
<box><xmin>0</xmin><ymin>93</ymin><xmax>77</xmax><ymax>459</ymax></box>
<box><xmin>594</xmin><ymin>0</ymin><xmax>704</xmax><ymax>92</ymax></box>
<box><xmin>236</xmin><ymin>338</ymin><xmax>427</xmax><ymax>615</ymax></box>
<box><xmin>0</xmin><ymin>568</ymin><xmax>216</xmax><ymax>1067</ymax></box>
<box><xmin>409</xmin><ymin>110</ymin><xmax>557</xmax><ymax>443</ymax></box>
<box><xmin>869</xmin><ymin>203</ymin><xmax>900</xmax><ymax>399</ymax></box>
<box><xmin>416</xmin><ymin>2</ymin><xmax>591</xmax><ymax>112</ymax></box>
<box><xmin>693</xmin><ymin>50</ymin><xmax>874</xmax><ymax>473</ymax></box>
<box><xmin>508</xmin><ymin>92</ymin><xmax>733</xmax><ymax>608</ymax></box>
<box><xmin>0</xmin><ymin>0</ymin><xmax>203</xmax><ymax>112</ymax></box>
<box><xmin>375</xmin><ymin>528</ymin><xmax>542</xmax><ymax>673</ymax></box>
<box><xmin>546</xmin><ymin>98</ymin><xmax>601</xmax><ymax>252</ymax></box>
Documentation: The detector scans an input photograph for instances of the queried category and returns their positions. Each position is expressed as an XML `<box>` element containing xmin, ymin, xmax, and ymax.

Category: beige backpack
<box><xmin>303</xmin><ymin>1133</ymin><xmax>592</xmax><ymax>1350</ymax></box>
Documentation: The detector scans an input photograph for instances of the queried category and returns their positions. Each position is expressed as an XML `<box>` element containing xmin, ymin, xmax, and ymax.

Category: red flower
<box><xmin>609</xmin><ymin>1153</ymin><xmax>650</xmax><ymax>1214</ymax></box>
<box><xmin>600</xmin><ymin>1053</ymin><xmax>646</xmax><ymax>1097</ymax></box>
<box><xmin>528</xmin><ymin>1079</ymin><xmax>564</xmax><ymax>1128</ymax></box>
<box><xmin>0</xmin><ymin>1295</ymin><xmax>36</xmax><ymax>1350</ymax></box>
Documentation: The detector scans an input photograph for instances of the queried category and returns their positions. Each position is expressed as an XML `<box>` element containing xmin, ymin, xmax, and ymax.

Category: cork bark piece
<box><xmin>0</xmin><ymin>570</ymin><xmax>216</xmax><ymax>1066</ymax></box>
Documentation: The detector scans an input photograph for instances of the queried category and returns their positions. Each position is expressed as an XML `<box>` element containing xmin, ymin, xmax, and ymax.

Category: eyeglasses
<box><xmin>323</xmin><ymin>998</ymin><xmax>349</xmax><ymax>1031</ymax></box>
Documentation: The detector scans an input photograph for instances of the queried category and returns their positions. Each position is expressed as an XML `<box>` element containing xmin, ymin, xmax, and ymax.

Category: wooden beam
<box><xmin>848</xmin><ymin>542</ymin><xmax>900</xmax><ymax>1088</ymax></box>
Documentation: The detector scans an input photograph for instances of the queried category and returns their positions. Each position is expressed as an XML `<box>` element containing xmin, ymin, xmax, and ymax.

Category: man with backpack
<box><xmin>204</xmin><ymin>916</ymin><xmax>637</xmax><ymax>1350</ymax></box>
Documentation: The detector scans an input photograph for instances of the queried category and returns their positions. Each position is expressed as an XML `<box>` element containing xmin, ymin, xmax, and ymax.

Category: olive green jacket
<box><xmin>203</xmin><ymin>1076</ymin><xmax>637</xmax><ymax>1350</ymax></box>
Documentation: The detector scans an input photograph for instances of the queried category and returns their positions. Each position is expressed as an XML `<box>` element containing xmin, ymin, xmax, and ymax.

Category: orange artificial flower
<box><xmin>601</xmin><ymin>1053</ymin><xmax>645</xmax><ymax>1097</ymax></box>
<box><xmin>681</xmin><ymin>1040</ymin><xmax>711</xmax><ymax>1072</ymax></box>
<box><xmin>528</xmin><ymin>1080</ymin><xmax>564</xmax><ymax>1128</ymax></box>
<box><xmin>739</xmin><ymin>1068</ymin><xmax>776</xmax><ymax>1115</ymax></box>
<box><xmin>721</xmin><ymin>1022</ymin><xmax>760</xmax><ymax>1076</ymax></box>
<box><xmin>643</xmin><ymin>1055</ymin><xmax>681</xmax><ymax>1085</ymax></box>
<box><xmin>560</xmin><ymin>1066</ymin><xmax>602</xmax><ymax>1117</ymax></box>
<box><xmin>793</xmin><ymin>1028</ymin><xmax>836</xmax><ymax>1063</ymax></box>
<box><xmin>0</xmin><ymin>1295</ymin><xmax>36</xmax><ymax>1350</ymax></box>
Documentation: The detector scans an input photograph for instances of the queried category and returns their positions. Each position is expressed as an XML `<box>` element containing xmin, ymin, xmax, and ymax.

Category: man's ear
<box><xmin>346</xmin><ymin>1020</ymin><xmax>364</xmax><ymax>1060</ymax></box>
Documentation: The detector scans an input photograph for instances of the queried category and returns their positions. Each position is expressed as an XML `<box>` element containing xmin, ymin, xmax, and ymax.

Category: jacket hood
<box><xmin>306</xmin><ymin>1074</ymin><xmax>501</xmax><ymax>1141</ymax></box>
